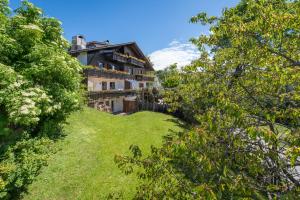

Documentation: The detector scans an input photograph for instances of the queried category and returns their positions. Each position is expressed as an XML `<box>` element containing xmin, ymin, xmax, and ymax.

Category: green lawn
<box><xmin>22</xmin><ymin>107</ymin><xmax>181</xmax><ymax>200</ymax></box>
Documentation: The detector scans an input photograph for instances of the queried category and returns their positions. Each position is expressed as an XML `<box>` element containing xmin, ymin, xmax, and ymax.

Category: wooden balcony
<box><xmin>128</xmin><ymin>57</ymin><xmax>145</xmax><ymax>68</ymax></box>
<box><xmin>112</xmin><ymin>52</ymin><xmax>128</xmax><ymax>63</ymax></box>
<box><xmin>105</xmin><ymin>52</ymin><xmax>128</xmax><ymax>64</ymax></box>
<box><xmin>135</xmin><ymin>75</ymin><xmax>155</xmax><ymax>82</ymax></box>
<box><xmin>87</xmin><ymin>90</ymin><xmax>137</xmax><ymax>100</ymax></box>
<box><xmin>105</xmin><ymin>52</ymin><xmax>145</xmax><ymax>68</ymax></box>
<box><xmin>145</xmin><ymin>71</ymin><xmax>155</xmax><ymax>77</ymax></box>
<box><xmin>84</xmin><ymin>69</ymin><xmax>135</xmax><ymax>80</ymax></box>
<box><xmin>142</xmin><ymin>75</ymin><xmax>155</xmax><ymax>82</ymax></box>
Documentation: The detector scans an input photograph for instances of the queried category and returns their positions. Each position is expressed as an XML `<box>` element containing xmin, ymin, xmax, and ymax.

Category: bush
<box><xmin>0</xmin><ymin>0</ymin><xmax>83</xmax><ymax>198</ymax></box>
<box><xmin>0</xmin><ymin>136</ymin><xmax>56</xmax><ymax>199</ymax></box>
<box><xmin>0</xmin><ymin>0</ymin><xmax>83</xmax><ymax>135</ymax></box>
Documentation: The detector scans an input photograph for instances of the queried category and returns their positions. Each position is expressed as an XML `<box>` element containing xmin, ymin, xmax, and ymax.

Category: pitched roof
<box><xmin>69</xmin><ymin>42</ymin><xmax>136</xmax><ymax>53</ymax></box>
<box><xmin>70</xmin><ymin>42</ymin><xmax>153</xmax><ymax>70</ymax></box>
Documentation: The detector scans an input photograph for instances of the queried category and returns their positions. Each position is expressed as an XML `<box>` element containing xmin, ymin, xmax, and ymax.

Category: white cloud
<box><xmin>149</xmin><ymin>40</ymin><xmax>199</xmax><ymax>70</ymax></box>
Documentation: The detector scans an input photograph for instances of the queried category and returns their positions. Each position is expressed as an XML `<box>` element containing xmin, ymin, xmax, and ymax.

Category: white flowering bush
<box><xmin>0</xmin><ymin>0</ymin><xmax>83</xmax><ymax>133</ymax></box>
<box><xmin>1</xmin><ymin>65</ymin><xmax>51</xmax><ymax>126</ymax></box>
<box><xmin>0</xmin><ymin>1</ymin><xmax>83</xmax><ymax>198</ymax></box>
<box><xmin>0</xmin><ymin>64</ymin><xmax>67</xmax><ymax>127</ymax></box>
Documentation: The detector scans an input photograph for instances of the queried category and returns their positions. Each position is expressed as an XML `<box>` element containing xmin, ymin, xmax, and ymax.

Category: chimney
<box><xmin>71</xmin><ymin>35</ymin><xmax>86</xmax><ymax>51</ymax></box>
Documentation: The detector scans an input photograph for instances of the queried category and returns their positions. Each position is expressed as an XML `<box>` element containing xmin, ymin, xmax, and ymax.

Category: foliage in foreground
<box><xmin>0</xmin><ymin>0</ymin><xmax>83</xmax><ymax>198</ymax></box>
<box><xmin>0</xmin><ymin>136</ymin><xmax>56</xmax><ymax>199</ymax></box>
<box><xmin>0</xmin><ymin>0</ymin><xmax>83</xmax><ymax>134</ymax></box>
<box><xmin>116</xmin><ymin>0</ymin><xmax>300</xmax><ymax>199</ymax></box>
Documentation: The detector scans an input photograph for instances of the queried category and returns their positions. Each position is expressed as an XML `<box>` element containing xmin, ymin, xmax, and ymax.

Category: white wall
<box><xmin>88</xmin><ymin>77</ymin><xmax>153</xmax><ymax>91</ymax></box>
<box><xmin>112</xmin><ymin>97</ymin><xmax>123</xmax><ymax>113</ymax></box>
<box><xmin>88</xmin><ymin>78</ymin><xmax>125</xmax><ymax>91</ymax></box>
<box><xmin>93</xmin><ymin>97</ymin><xmax>124</xmax><ymax>113</ymax></box>
<box><xmin>94</xmin><ymin>82</ymin><xmax>102</xmax><ymax>91</ymax></box>
<box><xmin>88</xmin><ymin>80</ymin><xmax>93</xmax><ymax>91</ymax></box>
<box><xmin>130</xmin><ymin>80</ymin><xmax>148</xmax><ymax>89</ymax></box>
<box><xmin>115</xmin><ymin>81</ymin><xmax>124</xmax><ymax>90</ymax></box>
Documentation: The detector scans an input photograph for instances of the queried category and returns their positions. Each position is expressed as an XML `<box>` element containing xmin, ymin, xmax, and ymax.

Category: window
<box><xmin>102</xmin><ymin>82</ymin><xmax>107</xmax><ymax>90</ymax></box>
<box><xmin>110</xmin><ymin>82</ymin><xmax>115</xmax><ymax>90</ymax></box>
<box><xmin>139</xmin><ymin>83</ymin><xmax>144</xmax><ymax>88</ymax></box>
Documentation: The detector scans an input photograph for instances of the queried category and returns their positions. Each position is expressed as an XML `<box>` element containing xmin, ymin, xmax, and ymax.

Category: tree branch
<box><xmin>249</xmin><ymin>33</ymin><xmax>300</xmax><ymax>68</ymax></box>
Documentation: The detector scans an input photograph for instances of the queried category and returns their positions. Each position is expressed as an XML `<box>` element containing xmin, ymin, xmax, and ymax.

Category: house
<box><xmin>69</xmin><ymin>35</ymin><xmax>155</xmax><ymax>113</ymax></box>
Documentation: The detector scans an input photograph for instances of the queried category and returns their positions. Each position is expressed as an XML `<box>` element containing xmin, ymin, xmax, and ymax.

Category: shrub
<box><xmin>0</xmin><ymin>0</ymin><xmax>83</xmax><ymax>198</ymax></box>
<box><xmin>0</xmin><ymin>0</ymin><xmax>83</xmax><ymax>135</ymax></box>
<box><xmin>0</xmin><ymin>136</ymin><xmax>56</xmax><ymax>199</ymax></box>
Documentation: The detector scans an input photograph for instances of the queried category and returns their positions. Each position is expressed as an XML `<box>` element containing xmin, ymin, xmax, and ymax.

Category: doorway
<box><xmin>111</xmin><ymin>100</ymin><xmax>114</xmax><ymax>112</ymax></box>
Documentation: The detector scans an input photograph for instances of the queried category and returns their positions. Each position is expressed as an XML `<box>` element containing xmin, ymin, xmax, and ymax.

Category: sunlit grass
<box><xmin>23</xmin><ymin>107</ymin><xmax>181</xmax><ymax>200</ymax></box>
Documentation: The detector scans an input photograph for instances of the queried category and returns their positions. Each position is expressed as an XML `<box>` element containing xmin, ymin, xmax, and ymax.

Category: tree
<box><xmin>156</xmin><ymin>64</ymin><xmax>181</xmax><ymax>89</ymax></box>
<box><xmin>0</xmin><ymin>1</ymin><xmax>83</xmax><ymax>198</ymax></box>
<box><xmin>116</xmin><ymin>0</ymin><xmax>300</xmax><ymax>199</ymax></box>
<box><xmin>0</xmin><ymin>0</ymin><xmax>83</xmax><ymax>135</ymax></box>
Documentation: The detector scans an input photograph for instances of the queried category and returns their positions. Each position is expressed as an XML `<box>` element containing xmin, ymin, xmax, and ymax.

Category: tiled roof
<box><xmin>69</xmin><ymin>42</ymin><xmax>136</xmax><ymax>54</ymax></box>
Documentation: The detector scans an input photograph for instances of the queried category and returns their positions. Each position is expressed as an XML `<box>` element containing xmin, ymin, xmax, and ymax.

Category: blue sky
<box><xmin>9</xmin><ymin>0</ymin><xmax>240</xmax><ymax>69</ymax></box>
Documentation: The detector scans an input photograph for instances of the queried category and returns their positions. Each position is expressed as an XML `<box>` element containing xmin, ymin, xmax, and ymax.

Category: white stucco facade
<box><xmin>87</xmin><ymin>76</ymin><xmax>153</xmax><ymax>113</ymax></box>
<box><xmin>88</xmin><ymin>77</ymin><xmax>125</xmax><ymax>91</ymax></box>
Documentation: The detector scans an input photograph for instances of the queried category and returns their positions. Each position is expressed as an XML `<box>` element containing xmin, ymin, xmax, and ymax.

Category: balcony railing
<box><xmin>142</xmin><ymin>75</ymin><xmax>155</xmax><ymax>82</ymax></box>
<box><xmin>87</xmin><ymin>90</ymin><xmax>137</xmax><ymax>100</ymax></box>
<box><xmin>105</xmin><ymin>52</ymin><xmax>146</xmax><ymax>68</ymax></box>
<box><xmin>135</xmin><ymin>75</ymin><xmax>155</xmax><ymax>82</ymax></box>
<box><xmin>84</xmin><ymin>69</ymin><xmax>155</xmax><ymax>82</ymax></box>
<box><xmin>128</xmin><ymin>57</ymin><xmax>145</xmax><ymax>68</ymax></box>
<box><xmin>112</xmin><ymin>53</ymin><xmax>128</xmax><ymax>63</ymax></box>
<box><xmin>84</xmin><ymin>69</ymin><xmax>135</xmax><ymax>80</ymax></box>
<box><xmin>145</xmin><ymin>71</ymin><xmax>156</xmax><ymax>77</ymax></box>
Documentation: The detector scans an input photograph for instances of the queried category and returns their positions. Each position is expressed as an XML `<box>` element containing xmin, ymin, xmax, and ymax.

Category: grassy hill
<box><xmin>22</xmin><ymin>108</ymin><xmax>182</xmax><ymax>200</ymax></box>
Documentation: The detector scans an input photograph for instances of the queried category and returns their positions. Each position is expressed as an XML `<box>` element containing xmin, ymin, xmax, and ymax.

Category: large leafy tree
<box><xmin>0</xmin><ymin>1</ymin><xmax>83</xmax><ymax>198</ymax></box>
<box><xmin>0</xmin><ymin>0</ymin><xmax>83</xmax><ymax>134</ymax></box>
<box><xmin>116</xmin><ymin>0</ymin><xmax>300</xmax><ymax>199</ymax></box>
<box><xmin>156</xmin><ymin>64</ymin><xmax>181</xmax><ymax>89</ymax></box>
